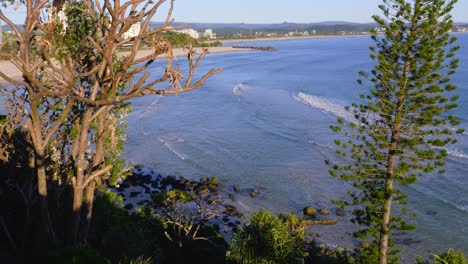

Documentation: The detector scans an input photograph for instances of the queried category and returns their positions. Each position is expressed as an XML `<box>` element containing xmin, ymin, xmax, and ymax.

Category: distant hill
<box><xmin>150</xmin><ymin>21</ymin><xmax>379</xmax><ymax>37</ymax></box>
<box><xmin>151</xmin><ymin>21</ymin><xmax>377</xmax><ymax>30</ymax></box>
<box><xmin>3</xmin><ymin>21</ymin><xmax>467</xmax><ymax>37</ymax></box>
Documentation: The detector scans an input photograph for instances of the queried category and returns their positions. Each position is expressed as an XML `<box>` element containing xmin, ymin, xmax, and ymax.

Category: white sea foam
<box><xmin>233</xmin><ymin>83</ymin><xmax>250</xmax><ymax>97</ymax></box>
<box><xmin>237</xmin><ymin>200</ymin><xmax>251</xmax><ymax>211</ymax></box>
<box><xmin>413</xmin><ymin>185</ymin><xmax>468</xmax><ymax>214</ymax></box>
<box><xmin>158</xmin><ymin>137</ymin><xmax>188</xmax><ymax>161</ymax></box>
<box><xmin>138</xmin><ymin>95</ymin><xmax>163</xmax><ymax>119</ymax></box>
<box><xmin>293</xmin><ymin>92</ymin><xmax>355</xmax><ymax>122</ymax></box>
<box><xmin>446</xmin><ymin>149</ymin><xmax>468</xmax><ymax>160</ymax></box>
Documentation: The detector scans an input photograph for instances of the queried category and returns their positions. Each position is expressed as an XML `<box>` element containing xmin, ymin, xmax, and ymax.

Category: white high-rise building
<box><xmin>175</xmin><ymin>29</ymin><xmax>200</xmax><ymax>39</ymax></box>
<box><xmin>203</xmin><ymin>29</ymin><xmax>216</xmax><ymax>39</ymax></box>
<box><xmin>122</xmin><ymin>23</ymin><xmax>141</xmax><ymax>39</ymax></box>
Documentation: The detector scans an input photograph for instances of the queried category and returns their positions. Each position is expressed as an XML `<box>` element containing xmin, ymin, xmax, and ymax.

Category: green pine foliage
<box><xmin>228</xmin><ymin>210</ymin><xmax>305</xmax><ymax>264</ymax></box>
<box><xmin>433</xmin><ymin>249</ymin><xmax>468</xmax><ymax>264</ymax></box>
<box><xmin>327</xmin><ymin>0</ymin><xmax>462</xmax><ymax>263</ymax></box>
<box><xmin>417</xmin><ymin>249</ymin><xmax>467</xmax><ymax>264</ymax></box>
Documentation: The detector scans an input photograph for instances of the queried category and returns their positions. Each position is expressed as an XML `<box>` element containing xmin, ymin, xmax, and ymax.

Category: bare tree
<box><xmin>0</xmin><ymin>0</ymin><xmax>221</xmax><ymax>245</ymax></box>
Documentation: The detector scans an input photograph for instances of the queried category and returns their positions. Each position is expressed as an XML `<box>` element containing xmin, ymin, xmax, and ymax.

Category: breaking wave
<box><xmin>293</xmin><ymin>92</ymin><xmax>355</xmax><ymax>122</ymax></box>
<box><xmin>446</xmin><ymin>149</ymin><xmax>468</xmax><ymax>160</ymax></box>
<box><xmin>412</xmin><ymin>185</ymin><xmax>468</xmax><ymax>214</ymax></box>
<box><xmin>138</xmin><ymin>95</ymin><xmax>163</xmax><ymax>119</ymax></box>
<box><xmin>233</xmin><ymin>83</ymin><xmax>250</xmax><ymax>97</ymax></box>
<box><xmin>158</xmin><ymin>137</ymin><xmax>188</xmax><ymax>161</ymax></box>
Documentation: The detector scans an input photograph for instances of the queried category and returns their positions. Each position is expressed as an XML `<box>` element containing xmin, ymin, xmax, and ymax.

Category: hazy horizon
<box><xmin>3</xmin><ymin>0</ymin><xmax>468</xmax><ymax>25</ymax></box>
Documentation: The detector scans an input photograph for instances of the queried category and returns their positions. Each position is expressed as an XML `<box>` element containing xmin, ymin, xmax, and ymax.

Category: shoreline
<box><xmin>219</xmin><ymin>34</ymin><xmax>370</xmax><ymax>43</ymax></box>
<box><xmin>0</xmin><ymin>46</ymin><xmax>256</xmax><ymax>86</ymax></box>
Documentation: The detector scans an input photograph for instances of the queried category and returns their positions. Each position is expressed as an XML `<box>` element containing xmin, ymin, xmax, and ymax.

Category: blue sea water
<box><xmin>124</xmin><ymin>35</ymin><xmax>468</xmax><ymax>260</ymax></box>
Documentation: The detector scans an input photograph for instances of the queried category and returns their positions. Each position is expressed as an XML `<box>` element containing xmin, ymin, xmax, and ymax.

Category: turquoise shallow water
<box><xmin>123</xmin><ymin>35</ymin><xmax>468</xmax><ymax>260</ymax></box>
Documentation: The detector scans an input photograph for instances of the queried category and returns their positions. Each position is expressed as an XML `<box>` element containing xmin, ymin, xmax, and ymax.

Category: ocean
<box><xmin>122</xmin><ymin>34</ymin><xmax>468</xmax><ymax>260</ymax></box>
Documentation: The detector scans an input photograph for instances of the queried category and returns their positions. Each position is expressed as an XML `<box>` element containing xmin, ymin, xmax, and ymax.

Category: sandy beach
<box><xmin>0</xmin><ymin>46</ymin><xmax>255</xmax><ymax>86</ymax></box>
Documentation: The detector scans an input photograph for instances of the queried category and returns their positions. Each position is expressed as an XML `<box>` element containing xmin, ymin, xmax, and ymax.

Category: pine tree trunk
<box><xmin>379</xmin><ymin>177</ymin><xmax>394</xmax><ymax>264</ymax></box>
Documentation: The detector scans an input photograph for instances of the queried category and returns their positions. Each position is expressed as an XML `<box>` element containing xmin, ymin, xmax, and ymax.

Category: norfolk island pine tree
<box><xmin>326</xmin><ymin>0</ymin><xmax>463</xmax><ymax>263</ymax></box>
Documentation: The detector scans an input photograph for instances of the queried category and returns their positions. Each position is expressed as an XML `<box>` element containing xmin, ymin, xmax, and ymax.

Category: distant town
<box><xmin>156</xmin><ymin>22</ymin><xmax>468</xmax><ymax>40</ymax></box>
<box><xmin>1</xmin><ymin>22</ymin><xmax>467</xmax><ymax>46</ymax></box>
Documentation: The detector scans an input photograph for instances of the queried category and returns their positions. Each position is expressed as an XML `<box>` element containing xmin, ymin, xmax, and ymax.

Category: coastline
<box><xmin>220</xmin><ymin>34</ymin><xmax>370</xmax><ymax>43</ymax></box>
<box><xmin>0</xmin><ymin>46</ymin><xmax>256</xmax><ymax>86</ymax></box>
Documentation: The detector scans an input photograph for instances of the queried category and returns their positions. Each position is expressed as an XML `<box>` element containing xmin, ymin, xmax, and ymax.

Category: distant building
<box><xmin>455</xmin><ymin>26</ymin><xmax>468</xmax><ymax>32</ymax></box>
<box><xmin>46</xmin><ymin>6</ymin><xmax>68</xmax><ymax>32</ymax></box>
<box><xmin>176</xmin><ymin>29</ymin><xmax>200</xmax><ymax>39</ymax></box>
<box><xmin>122</xmin><ymin>23</ymin><xmax>141</xmax><ymax>39</ymax></box>
<box><xmin>203</xmin><ymin>29</ymin><xmax>216</xmax><ymax>39</ymax></box>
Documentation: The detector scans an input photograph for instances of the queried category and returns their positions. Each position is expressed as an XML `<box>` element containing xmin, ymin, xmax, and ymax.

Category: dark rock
<box><xmin>303</xmin><ymin>206</ymin><xmax>317</xmax><ymax>217</ymax></box>
<box><xmin>250</xmin><ymin>189</ymin><xmax>258</xmax><ymax>198</ymax></box>
<box><xmin>167</xmin><ymin>175</ymin><xmax>177</xmax><ymax>183</ymax></box>
<box><xmin>303</xmin><ymin>219</ymin><xmax>337</xmax><ymax>226</ymax></box>
<box><xmin>311</xmin><ymin>233</ymin><xmax>320</xmax><ymax>238</ymax></box>
<box><xmin>142</xmin><ymin>175</ymin><xmax>152</xmax><ymax>183</ymax></box>
<box><xmin>224</xmin><ymin>205</ymin><xmax>241</xmax><ymax>216</ymax></box>
<box><xmin>395</xmin><ymin>238</ymin><xmax>422</xmax><ymax>246</ymax></box>
<box><xmin>319</xmin><ymin>209</ymin><xmax>330</xmax><ymax>216</ymax></box>
<box><xmin>134</xmin><ymin>164</ymin><xmax>144</xmax><ymax>170</ymax></box>
<box><xmin>336</xmin><ymin>208</ymin><xmax>345</xmax><ymax>216</ymax></box>
<box><xmin>225</xmin><ymin>205</ymin><xmax>237</xmax><ymax>212</ymax></box>
<box><xmin>233</xmin><ymin>185</ymin><xmax>240</xmax><ymax>192</ymax></box>
<box><xmin>200</xmin><ymin>177</ymin><xmax>209</xmax><ymax>183</ymax></box>
<box><xmin>232</xmin><ymin>46</ymin><xmax>278</xmax><ymax>51</ymax></box>
<box><xmin>130</xmin><ymin>191</ymin><xmax>140</xmax><ymax>198</ymax></box>
<box><xmin>151</xmin><ymin>181</ymin><xmax>159</xmax><ymax>189</ymax></box>
<box><xmin>426</xmin><ymin>210</ymin><xmax>438</xmax><ymax>216</ymax></box>
<box><xmin>209</xmin><ymin>177</ymin><xmax>220</xmax><ymax>186</ymax></box>
<box><xmin>124</xmin><ymin>204</ymin><xmax>134</xmax><ymax>210</ymax></box>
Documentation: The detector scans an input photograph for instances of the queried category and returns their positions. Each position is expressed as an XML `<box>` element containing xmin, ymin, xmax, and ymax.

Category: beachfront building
<box><xmin>46</xmin><ymin>6</ymin><xmax>68</xmax><ymax>31</ymax></box>
<box><xmin>122</xmin><ymin>23</ymin><xmax>141</xmax><ymax>39</ymax></box>
<box><xmin>203</xmin><ymin>29</ymin><xmax>216</xmax><ymax>39</ymax></box>
<box><xmin>176</xmin><ymin>29</ymin><xmax>200</xmax><ymax>39</ymax></box>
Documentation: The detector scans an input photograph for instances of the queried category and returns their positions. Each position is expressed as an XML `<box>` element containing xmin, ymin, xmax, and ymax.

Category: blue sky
<box><xmin>167</xmin><ymin>0</ymin><xmax>468</xmax><ymax>23</ymax></box>
<box><xmin>4</xmin><ymin>0</ymin><xmax>468</xmax><ymax>24</ymax></box>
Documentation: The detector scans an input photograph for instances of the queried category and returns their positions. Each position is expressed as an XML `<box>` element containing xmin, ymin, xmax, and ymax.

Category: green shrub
<box><xmin>89</xmin><ymin>191</ymin><xmax>163</xmax><ymax>263</ymax></box>
<box><xmin>43</xmin><ymin>246</ymin><xmax>111</xmax><ymax>264</ymax></box>
<box><xmin>228</xmin><ymin>210</ymin><xmax>305</xmax><ymax>264</ymax></box>
<box><xmin>433</xmin><ymin>249</ymin><xmax>467</xmax><ymax>264</ymax></box>
<box><xmin>123</xmin><ymin>256</ymin><xmax>153</xmax><ymax>264</ymax></box>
